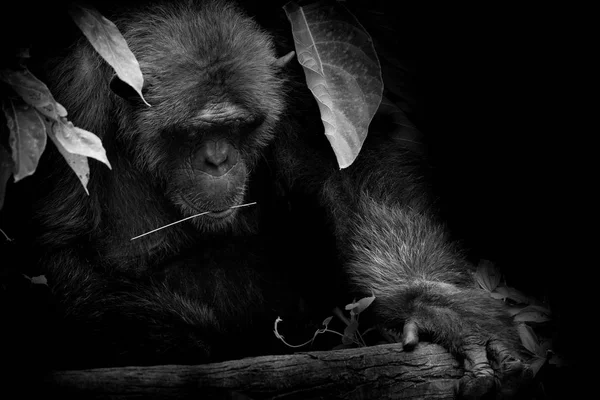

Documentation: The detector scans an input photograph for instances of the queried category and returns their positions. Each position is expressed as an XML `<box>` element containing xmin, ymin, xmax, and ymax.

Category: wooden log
<box><xmin>43</xmin><ymin>342</ymin><xmax>463</xmax><ymax>399</ymax></box>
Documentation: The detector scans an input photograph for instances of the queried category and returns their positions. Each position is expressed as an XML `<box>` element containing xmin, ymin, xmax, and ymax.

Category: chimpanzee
<box><xmin>2</xmin><ymin>0</ymin><xmax>529</xmax><ymax>397</ymax></box>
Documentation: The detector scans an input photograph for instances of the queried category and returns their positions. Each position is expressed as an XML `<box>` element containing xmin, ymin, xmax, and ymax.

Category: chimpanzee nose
<box><xmin>195</xmin><ymin>139</ymin><xmax>239</xmax><ymax>177</ymax></box>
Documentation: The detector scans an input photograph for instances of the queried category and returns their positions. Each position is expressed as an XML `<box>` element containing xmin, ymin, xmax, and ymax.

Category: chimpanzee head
<box><xmin>109</xmin><ymin>0</ymin><xmax>292</xmax><ymax>231</ymax></box>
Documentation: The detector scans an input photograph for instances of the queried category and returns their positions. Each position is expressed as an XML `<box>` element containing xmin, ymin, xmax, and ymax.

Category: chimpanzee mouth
<box><xmin>205</xmin><ymin>208</ymin><xmax>234</xmax><ymax>219</ymax></box>
<box><xmin>178</xmin><ymin>194</ymin><xmax>240</xmax><ymax>220</ymax></box>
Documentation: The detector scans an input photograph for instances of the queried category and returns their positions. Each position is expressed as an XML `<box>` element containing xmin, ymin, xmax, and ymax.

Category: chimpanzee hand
<box><xmin>377</xmin><ymin>283</ymin><xmax>532</xmax><ymax>399</ymax></box>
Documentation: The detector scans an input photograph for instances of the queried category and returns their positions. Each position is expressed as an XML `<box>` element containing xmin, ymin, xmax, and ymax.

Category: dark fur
<box><xmin>10</xmin><ymin>0</ymin><xmax>527</xmax><ymax>395</ymax></box>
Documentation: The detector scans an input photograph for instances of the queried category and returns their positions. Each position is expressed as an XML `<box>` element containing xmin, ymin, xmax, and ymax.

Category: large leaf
<box><xmin>475</xmin><ymin>259</ymin><xmax>501</xmax><ymax>292</ymax></box>
<box><xmin>52</xmin><ymin>119</ymin><xmax>111</xmax><ymax>169</ymax></box>
<box><xmin>0</xmin><ymin>68</ymin><xmax>67</xmax><ymax>121</ymax></box>
<box><xmin>1</xmin><ymin>65</ymin><xmax>111</xmax><ymax>194</ymax></box>
<box><xmin>1</xmin><ymin>99</ymin><xmax>47</xmax><ymax>182</ymax></box>
<box><xmin>517</xmin><ymin>323</ymin><xmax>541</xmax><ymax>356</ymax></box>
<box><xmin>69</xmin><ymin>4</ymin><xmax>150</xmax><ymax>107</ymax></box>
<box><xmin>284</xmin><ymin>1</ymin><xmax>383</xmax><ymax>168</ymax></box>
<box><xmin>513</xmin><ymin>305</ymin><xmax>551</xmax><ymax>323</ymax></box>
<box><xmin>47</xmin><ymin>122</ymin><xmax>90</xmax><ymax>195</ymax></box>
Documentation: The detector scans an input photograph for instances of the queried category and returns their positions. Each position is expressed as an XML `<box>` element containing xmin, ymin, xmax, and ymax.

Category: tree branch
<box><xmin>44</xmin><ymin>343</ymin><xmax>463</xmax><ymax>399</ymax></box>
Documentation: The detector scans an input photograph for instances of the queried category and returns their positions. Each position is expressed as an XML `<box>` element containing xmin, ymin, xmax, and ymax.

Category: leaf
<box><xmin>513</xmin><ymin>305</ymin><xmax>551</xmax><ymax>323</ymax></box>
<box><xmin>69</xmin><ymin>4</ymin><xmax>150</xmax><ymax>107</ymax></box>
<box><xmin>490</xmin><ymin>287</ymin><xmax>509</xmax><ymax>300</ymax></box>
<box><xmin>548</xmin><ymin>353</ymin><xmax>565</xmax><ymax>367</ymax></box>
<box><xmin>47</xmin><ymin>122</ymin><xmax>90</xmax><ymax>195</ymax></box>
<box><xmin>23</xmin><ymin>274</ymin><xmax>48</xmax><ymax>286</ymax></box>
<box><xmin>517</xmin><ymin>323</ymin><xmax>542</xmax><ymax>356</ymax></box>
<box><xmin>344</xmin><ymin>294</ymin><xmax>375</xmax><ymax>315</ymax></box>
<box><xmin>475</xmin><ymin>259</ymin><xmax>501</xmax><ymax>292</ymax></box>
<box><xmin>16</xmin><ymin>48</ymin><xmax>30</xmax><ymax>59</ymax></box>
<box><xmin>322</xmin><ymin>316</ymin><xmax>333</xmax><ymax>326</ymax></box>
<box><xmin>0</xmin><ymin>68</ymin><xmax>67</xmax><ymax>121</ymax></box>
<box><xmin>284</xmin><ymin>1</ymin><xmax>383</xmax><ymax>169</ymax></box>
<box><xmin>0</xmin><ymin>145</ymin><xmax>13</xmax><ymax>211</ymax></box>
<box><xmin>2</xmin><ymin>99</ymin><xmax>47</xmax><ymax>181</ymax></box>
<box><xmin>52</xmin><ymin>119</ymin><xmax>112</xmax><ymax>169</ymax></box>
<box><xmin>491</xmin><ymin>285</ymin><xmax>532</xmax><ymax>304</ymax></box>
<box><xmin>539</xmin><ymin>339</ymin><xmax>552</xmax><ymax>354</ymax></box>
<box><xmin>31</xmin><ymin>275</ymin><xmax>48</xmax><ymax>285</ymax></box>
<box><xmin>529</xmin><ymin>356</ymin><xmax>546</xmax><ymax>377</ymax></box>
<box><xmin>507</xmin><ymin>306</ymin><xmax>523</xmax><ymax>316</ymax></box>
<box><xmin>0</xmin><ymin>68</ymin><xmax>110</xmax><ymax>195</ymax></box>
<box><xmin>342</xmin><ymin>319</ymin><xmax>359</xmax><ymax>345</ymax></box>
<box><xmin>502</xmin><ymin>286</ymin><xmax>532</xmax><ymax>304</ymax></box>
<box><xmin>344</xmin><ymin>299</ymin><xmax>357</xmax><ymax>311</ymax></box>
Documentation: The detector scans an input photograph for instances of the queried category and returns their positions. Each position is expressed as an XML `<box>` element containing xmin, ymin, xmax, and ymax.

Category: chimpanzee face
<box><xmin>109</xmin><ymin>0</ymin><xmax>289</xmax><ymax>230</ymax></box>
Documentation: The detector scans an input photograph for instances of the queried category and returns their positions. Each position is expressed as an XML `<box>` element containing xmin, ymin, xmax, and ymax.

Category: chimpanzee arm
<box><xmin>279</xmin><ymin>108</ymin><xmax>531</xmax><ymax>397</ymax></box>
<box><xmin>336</xmin><ymin>195</ymin><xmax>528</xmax><ymax>396</ymax></box>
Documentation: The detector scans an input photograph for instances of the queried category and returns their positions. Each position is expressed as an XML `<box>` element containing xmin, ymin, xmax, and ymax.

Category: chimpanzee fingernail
<box><xmin>402</xmin><ymin>321</ymin><xmax>419</xmax><ymax>350</ymax></box>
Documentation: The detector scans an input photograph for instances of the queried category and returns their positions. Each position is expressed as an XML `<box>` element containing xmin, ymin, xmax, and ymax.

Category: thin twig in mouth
<box><xmin>130</xmin><ymin>202</ymin><xmax>257</xmax><ymax>241</ymax></box>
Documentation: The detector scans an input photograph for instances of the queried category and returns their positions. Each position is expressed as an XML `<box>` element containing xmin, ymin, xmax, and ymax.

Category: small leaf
<box><xmin>322</xmin><ymin>316</ymin><xmax>333</xmax><ymax>326</ymax></box>
<box><xmin>69</xmin><ymin>4</ymin><xmax>150</xmax><ymax>107</ymax></box>
<box><xmin>2</xmin><ymin>99</ymin><xmax>47</xmax><ymax>181</ymax></box>
<box><xmin>548</xmin><ymin>353</ymin><xmax>565</xmax><ymax>367</ymax></box>
<box><xmin>23</xmin><ymin>274</ymin><xmax>48</xmax><ymax>285</ymax></box>
<box><xmin>345</xmin><ymin>294</ymin><xmax>376</xmax><ymax>315</ymax></box>
<box><xmin>539</xmin><ymin>339</ymin><xmax>552</xmax><ymax>354</ymax></box>
<box><xmin>491</xmin><ymin>285</ymin><xmax>532</xmax><ymax>304</ymax></box>
<box><xmin>517</xmin><ymin>323</ymin><xmax>542</xmax><ymax>356</ymax></box>
<box><xmin>345</xmin><ymin>299</ymin><xmax>358</xmax><ymax>311</ymax></box>
<box><xmin>529</xmin><ymin>356</ymin><xmax>546</xmax><ymax>377</ymax></box>
<box><xmin>507</xmin><ymin>306</ymin><xmax>524</xmax><ymax>316</ymax></box>
<box><xmin>342</xmin><ymin>319</ymin><xmax>358</xmax><ymax>345</ymax></box>
<box><xmin>490</xmin><ymin>290</ymin><xmax>509</xmax><ymax>300</ymax></box>
<box><xmin>47</xmin><ymin>122</ymin><xmax>90</xmax><ymax>195</ymax></box>
<box><xmin>16</xmin><ymin>48</ymin><xmax>30</xmax><ymax>59</ymax></box>
<box><xmin>0</xmin><ymin>68</ymin><xmax>67</xmax><ymax>121</ymax></box>
<box><xmin>30</xmin><ymin>275</ymin><xmax>48</xmax><ymax>285</ymax></box>
<box><xmin>502</xmin><ymin>286</ymin><xmax>532</xmax><ymax>304</ymax></box>
<box><xmin>52</xmin><ymin>119</ymin><xmax>112</xmax><ymax>169</ymax></box>
<box><xmin>355</xmin><ymin>294</ymin><xmax>375</xmax><ymax>313</ymax></box>
<box><xmin>475</xmin><ymin>259</ymin><xmax>501</xmax><ymax>292</ymax></box>
<box><xmin>284</xmin><ymin>1</ymin><xmax>382</xmax><ymax>168</ymax></box>
<box><xmin>514</xmin><ymin>305</ymin><xmax>551</xmax><ymax>323</ymax></box>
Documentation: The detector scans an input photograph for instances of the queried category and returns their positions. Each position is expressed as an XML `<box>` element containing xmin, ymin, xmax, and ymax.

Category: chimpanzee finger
<box><xmin>401</xmin><ymin>320</ymin><xmax>419</xmax><ymax>350</ymax></box>
<box><xmin>486</xmin><ymin>338</ymin><xmax>523</xmax><ymax>371</ymax></box>
<box><xmin>457</xmin><ymin>341</ymin><xmax>496</xmax><ymax>399</ymax></box>
<box><xmin>486</xmin><ymin>339</ymin><xmax>533</xmax><ymax>398</ymax></box>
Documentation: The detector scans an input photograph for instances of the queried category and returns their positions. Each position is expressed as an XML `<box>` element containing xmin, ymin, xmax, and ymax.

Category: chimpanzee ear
<box><xmin>272</xmin><ymin>51</ymin><xmax>295</xmax><ymax>68</ymax></box>
<box><xmin>109</xmin><ymin>74</ymin><xmax>148</xmax><ymax>104</ymax></box>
